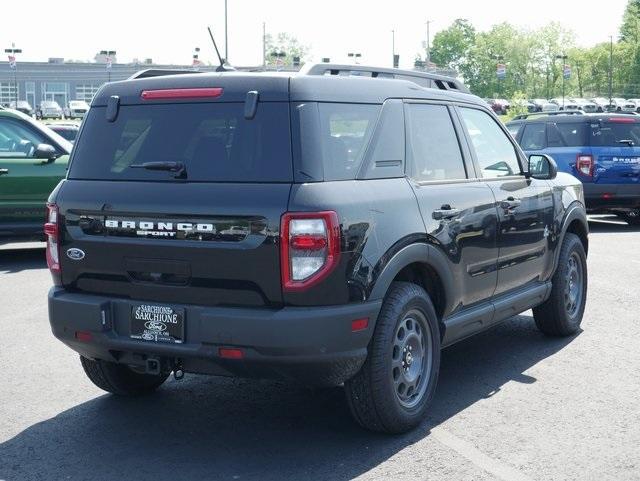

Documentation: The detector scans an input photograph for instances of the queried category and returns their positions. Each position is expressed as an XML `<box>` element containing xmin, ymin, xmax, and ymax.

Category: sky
<box><xmin>1</xmin><ymin>0</ymin><xmax>630</xmax><ymax>69</ymax></box>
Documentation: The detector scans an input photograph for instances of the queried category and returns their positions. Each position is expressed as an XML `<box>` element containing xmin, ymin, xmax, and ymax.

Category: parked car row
<box><xmin>2</xmin><ymin>99</ymin><xmax>90</xmax><ymax>120</ymax></box>
<box><xmin>486</xmin><ymin>96</ymin><xmax>640</xmax><ymax>115</ymax></box>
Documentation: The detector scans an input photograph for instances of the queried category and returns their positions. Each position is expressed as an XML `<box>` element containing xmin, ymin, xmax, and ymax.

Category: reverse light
<box><xmin>576</xmin><ymin>155</ymin><xmax>593</xmax><ymax>177</ymax></box>
<box><xmin>140</xmin><ymin>87</ymin><xmax>223</xmax><ymax>100</ymax></box>
<box><xmin>44</xmin><ymin>204</ymin><xmax>60</xmax><ymax>274</ymax></box>
<box><xmin>281</xmin><ymin>211</ymin><xmax>340</xmax><ymax>291</ymax></box>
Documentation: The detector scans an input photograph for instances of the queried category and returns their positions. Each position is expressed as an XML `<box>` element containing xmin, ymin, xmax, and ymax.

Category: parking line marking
<box><xmin>431</xmin><ymin>426</ymin><xmax>534</xmax><ymax>481</ymax></box>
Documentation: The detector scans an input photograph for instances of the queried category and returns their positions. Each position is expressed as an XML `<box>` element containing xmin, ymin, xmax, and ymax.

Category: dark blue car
<box><xmin>507</xmin><ymin>113</ymin><xmax>640</xmax><ymax>224</ymax></box>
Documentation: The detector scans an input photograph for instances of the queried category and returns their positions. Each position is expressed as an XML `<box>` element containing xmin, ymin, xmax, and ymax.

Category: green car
<box><xmin>0</xmin><ymin>108</ymin><xmax>72</xmax><ymax>243</ymax></box>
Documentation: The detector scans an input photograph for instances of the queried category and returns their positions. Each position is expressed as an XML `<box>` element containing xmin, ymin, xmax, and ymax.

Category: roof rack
<box><xmin>511</xmin><ymin>110</ymin><xmax>585</xmax><ymax>121</ymax></box>
<box><xmin>301</xmin><ymin>63</ymin><xmax>469</xmax><ymax>93</ymax></box>
<box><xmin>128</xmin><ymin>69</ymin><xmax>203</xmax><ymax>80</ymax></box>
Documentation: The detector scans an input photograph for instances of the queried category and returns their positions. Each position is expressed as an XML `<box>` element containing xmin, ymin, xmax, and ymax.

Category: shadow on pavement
<box><xmin>0</xmin><ymin>247</ymin><xmax>46</xmax><ymax>274</ymax></box>
<box><xmin>588</xmin><ymin>216</ymin><xmax>640</xmax><ymax>234</ymax></box>
<box><xmin>0</xmin><ymin>315</ymin><xmax>577</xmax><ymax>481</ymax></box>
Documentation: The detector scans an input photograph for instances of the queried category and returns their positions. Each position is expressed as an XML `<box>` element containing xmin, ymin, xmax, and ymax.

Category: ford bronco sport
<box><xmin>47</xmin><ymin>65</ymin><xmax>588</xmax><ymax>433</ymax></box>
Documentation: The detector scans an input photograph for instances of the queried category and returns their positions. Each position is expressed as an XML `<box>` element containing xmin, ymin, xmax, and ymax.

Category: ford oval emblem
<box><xmin>66</xmin><ymin>248</ymin><xmax>85</xmax><ymax>261</ymax></box>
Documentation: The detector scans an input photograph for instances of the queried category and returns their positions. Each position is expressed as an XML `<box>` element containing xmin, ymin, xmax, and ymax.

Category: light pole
<box><xmin>101</xmin><ymin>50</ymin><xmax>116</xmax><ymax>82</ymax></box>
<box><xmin>425</xmin><ymin>20</ymin><xmax>432</xmax><ymax>67</ymax></box>
<box><xmin>608</xmin><ymin>36</ymin><xmax>613</xmax><ymax>107</ymax></box>
<box><xmin>391</xmin><ymin>29</ymin><xmax>395</xmax><ymax>67</ymax></box>
<box><xmin>4</xmin><ymin>43</ymin><xmax>21</xmax><ymax>106</ymax></box>
<box><xmin>347</xmin><ymin>52</ymin><xmax>362</xmax><ymax>64</ymax></box>
<box><xmin>555</xmin><ymin>53</ymin><xmax>568</xmax><ymax>109</ymax></box>
<box><xmin>192</xmin><ymin>47</ymin><xmax>201</xmax><ymax>70</ymax></box>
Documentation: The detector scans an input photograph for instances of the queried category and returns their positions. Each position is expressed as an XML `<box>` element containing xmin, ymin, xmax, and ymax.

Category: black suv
<box><xmin>47</xmin><ymin>65</ymin><xmax>588</xmax><ymax>433</ymax></box>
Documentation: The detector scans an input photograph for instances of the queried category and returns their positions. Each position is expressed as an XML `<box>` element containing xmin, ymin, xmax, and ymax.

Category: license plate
<box><xmin>130</xmin><ymin>303</ymin><xmax>185</xmax><ymax>344</ymax></box>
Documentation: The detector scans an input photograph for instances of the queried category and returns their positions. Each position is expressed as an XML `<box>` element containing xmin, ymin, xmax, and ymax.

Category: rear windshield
<box><xmin>68</xmin><ymin>102</ymin><xmax>293</xmax><ymax>182</ymax></box>
<box><xmin>590</xmin><ymin>120</ymin><xmax>640</xmax><ymax>147</ymax></box>
<box><xmin>547</xmin><ymin>122</ymin><xmax>587</xmax><ymax>147</ymax></box>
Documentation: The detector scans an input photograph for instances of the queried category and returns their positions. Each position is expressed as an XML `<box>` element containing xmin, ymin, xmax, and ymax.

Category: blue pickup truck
<box><xmin>507</xmin><ymin>113</ymin><xmax>640</xmax><ymax>224</ymax></box>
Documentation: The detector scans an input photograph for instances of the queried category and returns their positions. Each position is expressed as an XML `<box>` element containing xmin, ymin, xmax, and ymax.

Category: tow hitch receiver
<box><xmin>145</xmin><ymin>357</ymin><xmax>161</xmax><ymax>375</ymax></box>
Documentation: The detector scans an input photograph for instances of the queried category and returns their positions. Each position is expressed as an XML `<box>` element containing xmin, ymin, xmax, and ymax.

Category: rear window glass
<box><xmin>69</xmin><ymin>102</ymin><xmax>292</xmax><ymax>182</ymax></box>
<box><xmin>547</xmin><ymin>122</ymin><xmax>587</xmax><ymax>147</ymax></box>
<box><xmin>317</xmin><ymin>103</ymin><xmax>379</xmax><ymax>180</ymax></box>
<box><xmin>590</xmin><ymin>121</ymin><xmax>640</xmax><ymax>147</ymax></box>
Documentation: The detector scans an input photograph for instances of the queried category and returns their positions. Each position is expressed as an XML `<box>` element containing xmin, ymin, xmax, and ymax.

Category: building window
<box><xmin>25</xmin><ymin>82</ymin><xmax>35</xmax><ymax>109</ymax></box>
<box><xmin>76</xmin><ymin>84</ymin><xmax>101</xmax><ymax>102</ymax></box>
<box><xmin>42</xmin><ymin>82</ymin><xmax>68</xmax><ymax>107</ymax></box>
<box><xmin>0</xmin><ymin>82</ymin><xmax>18</xmax><ymax>106</ymax></box>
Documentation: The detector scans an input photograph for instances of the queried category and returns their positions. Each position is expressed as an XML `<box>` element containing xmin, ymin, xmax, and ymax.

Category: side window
<box><xmin>406</xmin><ymin>104</ymin><xmax>467</xmax><ymax>181</ymax></box>
<box><xmin>0</xmin><ymin>118</ymin><xmax>47</xmax><ymax>158</ymax></box>
<box><xmin>459</xmin><ymin>108</ymin><xmax>522</xmax><ymax>178</ymax></box>
<box><xmin>317</xmin><ymin>103</ymin><xmax>379</xmax><ymax>181</ymax></box>
<box><xmin>520</xmin><ymin>123</ymin><xmax>547</xmax><ymax>150</ymax></box>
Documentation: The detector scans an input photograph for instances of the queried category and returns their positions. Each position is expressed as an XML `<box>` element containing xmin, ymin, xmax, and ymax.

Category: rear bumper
<box><xmin>583</xmin><ymin>183</ymin><xmax>640</xmax><ymax>211</ymax></box>
<box><xmin>48</xmin><ymin>288</ymin><xmax>381</xmax><ymax>386</ymax></box>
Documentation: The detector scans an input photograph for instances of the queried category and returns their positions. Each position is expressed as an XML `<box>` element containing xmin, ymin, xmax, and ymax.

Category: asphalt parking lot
<box><xmin>1</xmin><ymin>216</ymin><xmax>639</xmax><ymax>481</ymax></box>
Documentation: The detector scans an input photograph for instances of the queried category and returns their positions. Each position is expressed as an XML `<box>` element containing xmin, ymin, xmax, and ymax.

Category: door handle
<box><xmin>432</xmin><ymin>204</ymin><xmax>461</xmax><ymax>220</ymax></box>
<box><xmin>500</xmin><ymin>197</ymin><xmax>521</xmax><ymax>211</ymax></box>
<box><xmin>0</xmin><ymin>168</ymin><xmax>8</xmax><ymax>176</ymax></box>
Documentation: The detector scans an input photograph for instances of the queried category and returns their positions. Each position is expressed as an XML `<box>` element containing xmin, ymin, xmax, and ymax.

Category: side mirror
<box><xmin>34</xmin><ymin>143</ymin><xmax>57</xmax><ymax>161</ymax></box>
<box><xmin>528</xmin><ymin>154</ymin><xmax>557</xmax><ymax>180</ymax></box>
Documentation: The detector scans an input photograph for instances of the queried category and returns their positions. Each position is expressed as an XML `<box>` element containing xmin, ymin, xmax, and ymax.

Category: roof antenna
<box><xmin>208</xmin><ymin>26</ymin><xmax>235</xmax><ymax>72</ymax></box>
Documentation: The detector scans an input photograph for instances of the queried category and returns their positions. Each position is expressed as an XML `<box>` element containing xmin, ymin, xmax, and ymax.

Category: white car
<box><xmin>65</xmin><ymin>100</ymin><xmax>90</xmax><ymax>119</ymax></box>
<box><xmin>627</xmin><ymin>99</ymin><xmax>640</xmax><ymax>113</ymax></box>
<box><xmin>541</xmin><ymin>100</ymin><xmax>560</xmax><ymax>112</ymax></box>
<box><xmin>572</xmin><ymin>98</ymin><xmax>598</xmax><ymax>113</ymax></box>
<box><xmin>612</xmin><ymin>98</ymin><xmax>636</xmax><ymax>113</ymax></box>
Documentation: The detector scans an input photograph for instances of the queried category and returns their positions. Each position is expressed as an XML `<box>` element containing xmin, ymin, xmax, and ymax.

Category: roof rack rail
<box><xmin>511</xmin><ymin>110</ymin><xmax>585</xmax><ymax>121</ymax></box>
<box><xmin>128</xmin><ymin>69</ymin><xmax>204</xmax><ymax>80</ymax></box>
<box><xmin>301</xmin><ymin>63</ymin><xmax>469</xmax><ymax>93</ymax></box>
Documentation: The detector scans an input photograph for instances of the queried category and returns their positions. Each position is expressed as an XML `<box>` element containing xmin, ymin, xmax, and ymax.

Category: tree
<box><xmin>429</xmin><ymin>19</ymin><xmax>476</xmax><ymax>71</ymax></box>
<box><xmin>264</xmin><ymin>32</ymin><xmax>310</xmax><ymax>67</ymax></box>
<box><xmin>620</xmin><ymin>0</ymin><xmax>640</xmax><ymax>95</ymax></box>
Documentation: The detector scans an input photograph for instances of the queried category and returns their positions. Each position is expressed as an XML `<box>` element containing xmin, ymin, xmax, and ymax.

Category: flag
<box><xmin>8</xmin><ymin>55</ymin><xmax>16</xmax><ymax>69</ymax></box>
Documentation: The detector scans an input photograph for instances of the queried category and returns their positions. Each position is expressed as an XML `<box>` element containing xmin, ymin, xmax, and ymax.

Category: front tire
<box><xmin>345</xmin><ymin>282</ymin><xmax>440</xmax><ymax>433</ymax></box>
<box><xmin>533</xmin><ymin>233</ymin><xmax>587</xmax><ymax>336</ymax></box>
<box><xmin>80</xmin><ymin>356</ymin><xmax>168</xmax><ymax>396</ymax></box>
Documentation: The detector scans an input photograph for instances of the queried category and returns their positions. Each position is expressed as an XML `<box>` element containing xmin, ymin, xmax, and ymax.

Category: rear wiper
<box><xmin>618</xmin><ymin>139</ymin><xmax>635</xmax><ymax>147</ymax></box>
<box><xmin>129</xmin><ymin>161</ymin><xmax>187</xmax><ymax>178</ymax></box>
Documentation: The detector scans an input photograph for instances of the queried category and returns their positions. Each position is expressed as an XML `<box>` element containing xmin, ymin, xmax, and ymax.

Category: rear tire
<box><xmin>533</xmin><ymin>233</ymin><xmax>587</xmax><ymax>336</ymax></box>
<box><xmin>345</xmin><ymin>282</ymin><xmax>440</xmax><ymax>434</ymax></box>
<box><xmin>80</xmin><ymin>356</ymin><xmax>168</xmax><ymax>396</ymax></box>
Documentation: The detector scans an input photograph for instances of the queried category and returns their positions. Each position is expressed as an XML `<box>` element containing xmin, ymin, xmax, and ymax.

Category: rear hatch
<box><xmin>590</xmin><ymin>117</ymin><xmax>640</xmax><ymax>184</ymax></box>
<box><xmin>57</xmin><ymin>75</ymin><xmax>293</xmax><ymax>307</ymax></box>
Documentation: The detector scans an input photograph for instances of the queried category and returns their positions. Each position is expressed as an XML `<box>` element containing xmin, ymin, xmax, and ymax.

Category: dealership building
<box><xmin>0</xmin><ymin>57</ymin><xmax>222</xmax><ymax>108</ymax></box>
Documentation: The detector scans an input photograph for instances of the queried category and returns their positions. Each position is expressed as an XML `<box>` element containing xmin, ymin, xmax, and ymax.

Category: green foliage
<box><xmin>509</xmin><ymin>91</ymin><xmax>530</xmax><ymax>118</ymax></box>
<box><xmin>428</xmin><ymin>7</ymin><xmax>640</xmax><ymax>99</ymax></box>
<box><xmin>265</xmin><ymin>33</ymin><xmax>309</xmax><ymax>67</ymax></box>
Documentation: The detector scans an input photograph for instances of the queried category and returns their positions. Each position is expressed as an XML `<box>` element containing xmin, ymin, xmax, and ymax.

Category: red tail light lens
<box><xmin>140</xmin><ymin>87</ymin><xmax>223</xmax><ymax>100</ymax></box>
<box><xmin>44</xmin><ymin>203</ymin><xmax>60</xmax><ymax>274</ymax></box>
<box><xmin>609</xmin><ymin>117</ymin><xmax>636</xmax><ymax>123</ymax></box>
<box><xmin>576</xmin><ymin>155</ymin><xmax>593</xmax><ymax>177</ymax></box>
<box><xmin>280</xmin><ymin>211</ymin><xmax>340</xmax><ymax>291</ymax></box>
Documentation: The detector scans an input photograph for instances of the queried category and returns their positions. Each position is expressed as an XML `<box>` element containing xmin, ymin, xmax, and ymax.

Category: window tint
<box><xmin>520</xmin><ymin>123</ymin><xmax>547</xmax><ymax>150</ymax></box>
<box><xmin>459</xmin><ymin>108</ymin><xmax>521</xmax><ymax>178</ymax></box>
<box><xmin>406</xmin><ymin>104</ymin><xmax>466</xmax><ymax>181</ymax></box>
<box><xmin>591</xmin><ymin>121</ymin><xmax>640</xmax><ymax>147</ymax></box>
<box><xmin>69</xmin><ymin>103</ymin><xmax>293</xmax><ymax>182</ymax></box>
<box><xmin>0</xmin><ymin>118</ymin><xmax>47</xmax><ymax>158</ymax></box>
<box><xmin>547</xmin><ymin>122</ymin><xmax>587</xmax><ymax>147</ymax></box>
<box><xmin>317</xmin><ymin>103</ymin><xmax>379</xmax><ymax>180</ymax></box>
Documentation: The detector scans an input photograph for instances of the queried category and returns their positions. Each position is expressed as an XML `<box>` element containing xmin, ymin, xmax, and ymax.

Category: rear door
<box><xmin>457</xmin><ymin>106</ymin><xmax>555</xmax><ymax>296</ymax></box>
<box><xmin>59</xmin><ymin>94</ymin><xmax>293</xmax><ymax>308</ymax></box>
<box><xmin>405</xmin><ymin>102</ymin><xmax>499</xmax><ymax>309</ymax></box>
